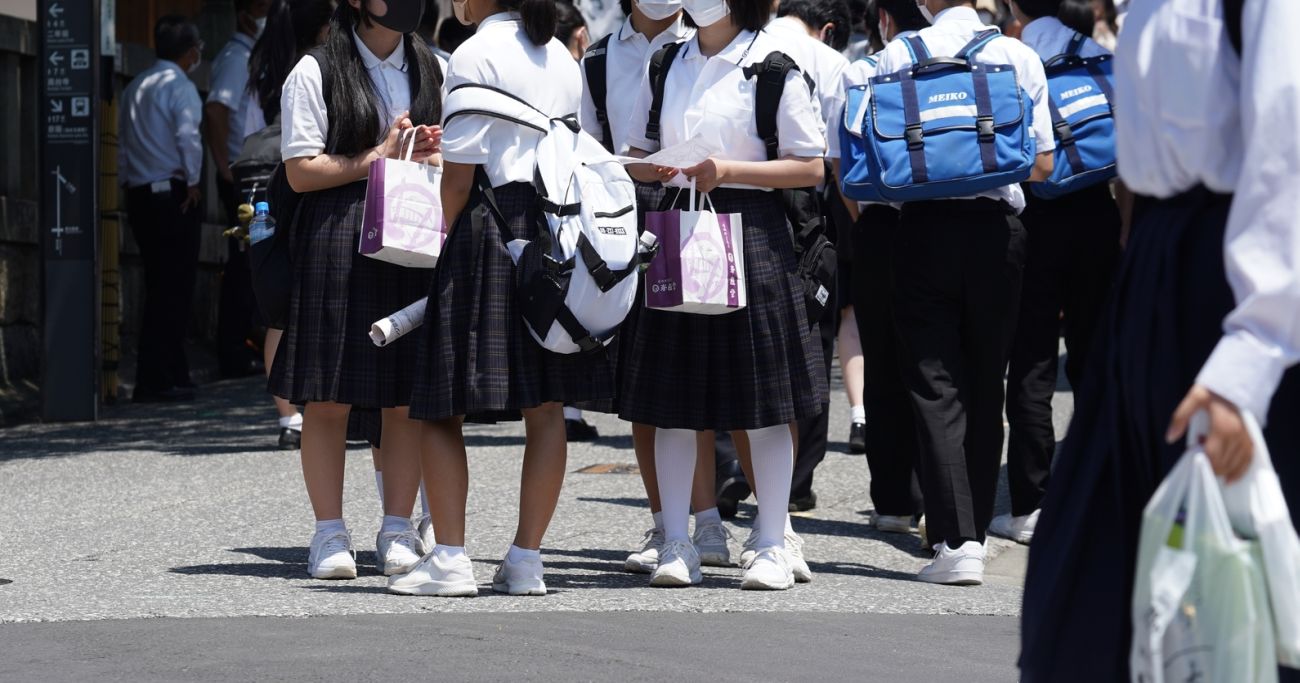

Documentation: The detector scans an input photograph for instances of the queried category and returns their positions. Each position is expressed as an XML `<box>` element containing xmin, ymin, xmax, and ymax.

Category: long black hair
<box><xmin>1056</xmin><ymin>0</ymin><xmax>1095</xmax><ymax>36</ymax></box>
<box><xmin>500</xmin><ymin>0</ymin><xmax>559</xmax><ymax>46</ymax></box>
<box><xmin>323</xmin><ymin>2</ymin><xmax>443</xmax><ymax>156</ymax></box>
<box><xmin>249</xmin><ymin>0</ymin><xmax>335</xmax><ymax>123</ymax></box>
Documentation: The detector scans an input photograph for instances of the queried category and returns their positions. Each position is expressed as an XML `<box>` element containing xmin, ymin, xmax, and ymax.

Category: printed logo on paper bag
<box><xmin>384</xmin><ymin>181</ymin><xmax>444</xmax><ymax>251</ymax></box>
<box><xmin>680</xmin><ymin>230</ymin><xmax>726</xmax><ymax>300</ymax></box>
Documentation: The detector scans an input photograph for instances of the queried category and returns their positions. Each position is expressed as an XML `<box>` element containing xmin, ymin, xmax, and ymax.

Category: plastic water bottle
<box><xmin>249</xmin><ymin>201</ymin><xmax>276</xmax><ymax>245</ymax></box>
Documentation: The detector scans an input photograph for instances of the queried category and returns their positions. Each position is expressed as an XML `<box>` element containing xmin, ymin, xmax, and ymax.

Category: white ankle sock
<box><xmin>563</xmin><ymin>406</ymin><xmax>583</xmax><ymax>421</ymax></box>
<box><xmin>279</xmin><ymin>413</ymin><xmax>303</xmax><ymax>430</ymax></box>
<box><xmin>694</xmin><ymin>507</ymin><xmax>722</xmax><ymax>528</ymax></box>
<box><xmin>785</xmin><ymin>513</ymin><xmax>795</xmax><ymax>536</ymax></box>
<box><xmin>507</xmin><ymin>544</ymin><xmax>541</xmax><ymax>563</ymax></box>
<box><xmin>652</xmin><ymin>511</ymin><xmax>664</xmax><ymax>531</ymax></box>
<box><xmin>746</xmin><ymin>425</ymin><xmax>794</xmax><ymax>550</ymax></box>
<box><xmin>381</xmin><ymin>515</ymin><xmax>412</xmax><ymax>534</ymax></box>
<box><xmin>374</xmin><ymin>471</ymin><xmax>384</xmax><ymax>508</ymax></box>
<box><xmin>420</xmin><ymin>481</ymin><xmax>431</xmax><ymax>519</ymax></box>
<box><xmin>433</xmin><ymin>544</ymin><xmax>466</xmax><ymax>563</ymax></box>
<box><xmin>654</xmin><ymin>428</ymin><xmax>697</xmax><ymax>543</ymax></box>
<box><xmin>850</xmin><ymin>406</ymin><xmax>866</xmax><ymax>424</ymax></box>
<box><xmin>315</xmin><ymin>519</ymin><xmax>346</xmax><ymax>535</ymax></box>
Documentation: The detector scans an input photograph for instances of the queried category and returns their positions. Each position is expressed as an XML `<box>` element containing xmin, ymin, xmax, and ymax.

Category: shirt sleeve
<box><xmin>1195</xmin><ymin>0</ymin><xmax>1300</xmax><ymax>422</ymax></box>
<box><xmin>280</xmin><ymin>56</ymin><xmax>330</xmax><ymax>160</ymax></box>
<box><xmin>174</xmin><ymin>83</ymin><xmax>204</xmax><ymax>185</ymax></box>
<box><xmin>821</xmin><ymin>58</ymin><xmax>849</xmax><ymax>159</ymax></box>
<box><xmin>438</xmin><ymin>52</ymin><xmax>494</xmax><ymax>166</ymax></box>
<box><xmin>206</xmin><ymin>48</ymin><xmax>248</xmax><ymax>110</ymax></box>
<box><xmin>777</xmin><ymin>68</ymin><xmax>827</xmax><ymax>159</ymax></box>
<box><xmin>623</xmin><ymin>68</ymin><xmax>658</xmax><ymax>155</ymax></box>
<box><xmin>1019</xmin><ymin>47</ymin><xmax>1056</xmax><ymax>155</ymax></box>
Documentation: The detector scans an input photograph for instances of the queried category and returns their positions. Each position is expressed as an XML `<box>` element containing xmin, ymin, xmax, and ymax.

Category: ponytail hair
<box><xmin>502</xmin><ymin>0</ymin><xmax>557</xmax><ymax>46</ymax></box>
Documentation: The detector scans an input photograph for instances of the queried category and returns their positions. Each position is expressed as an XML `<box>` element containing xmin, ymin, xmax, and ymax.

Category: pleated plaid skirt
<box><xmin>618</xmin><ymin>187</ymin><xmax>826</xmax><ymax>431</ymax></box>
<box><xmin>409</xmin><ymin>182</ymin><xmax>617</xmax><ymax>423</ymax></box>
<box><xmin>268</xmin><ymin>181</ymin><xmax>433</xmax><ymax>408</ymax></box>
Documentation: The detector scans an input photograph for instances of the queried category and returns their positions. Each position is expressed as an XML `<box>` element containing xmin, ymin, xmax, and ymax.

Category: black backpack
<box><xmin>645</xmin><ymin>43</ymin><xmax>837</xmax><ymax>324</ymax></box>
<box><xmin>582</xmin><ymin>34</ymin><xmax>615</xmax><ymax>153</ymax></box>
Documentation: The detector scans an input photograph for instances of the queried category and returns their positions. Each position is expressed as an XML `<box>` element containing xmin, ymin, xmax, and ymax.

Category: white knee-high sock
<box><xmin>746</xmin><ymin>424</ymin><xmax>794</xmax><ymax>550</ymax></box>
<box><xmin>420</xmin><ymin>480</ymin><xmax>430</xmax><ymax>519</ymax></box>
<box><xmin>375</xmin><ymin>471</ymin><xmax>385</xmax><ymax>509</ymax></box>
<box><xmin>654</xmin><ymin>428</ymin><xmax>697</xmax><ymax>543</ymax></box>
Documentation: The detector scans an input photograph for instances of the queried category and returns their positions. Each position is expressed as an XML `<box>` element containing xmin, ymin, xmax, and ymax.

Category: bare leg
<box><xmin>515</xmin><ymin>402</ymin><xmax>568</xmax><ymax>550</ymax></box>
<box><xmin>300</xmin><ymin>401</ymin><xmax>351</xmax><ymax>521</ymax></box>
<box><xmin>839</xmin><ymin>306</ymin><xmax>865</xmax><ymax>412</ymax></box>
<box><xmin>632</xmin><ymin>422</ymin><xmax>661</xmax><ymax>513</ymax></box>
<box><xmin>732</xmin><ymin>430</ymin><xmax>755</xmax><ymax>495</ymax></box>
<box><xmin>263</xmin><ymin>328</ymin><xmax>298</xmax><ymax>419</ymax></box>
<box><xmin>692</xmin><ymin>431</ymin><xmax>717</xmax><ymax>513</ymax></box>
<box><xmin>421</xmin><ymin>416</ymin><xmax>467</xmax><ymax>546</ymax></box>
<box><xmin>380</xmin><ymin>406</ymin><xmax>422</xmax><ymax>519</ymax></box>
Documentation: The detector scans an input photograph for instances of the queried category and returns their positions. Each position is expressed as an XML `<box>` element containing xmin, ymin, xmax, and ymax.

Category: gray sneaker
<box><xmin>693</xmin><ymin>522</ymin><xmax>733</xmax><ymax>567</ymax></box>
<box><xmin>624</xmin><ymin>528</ymin><xmax>665</xmax><ymax>574</ymax></box>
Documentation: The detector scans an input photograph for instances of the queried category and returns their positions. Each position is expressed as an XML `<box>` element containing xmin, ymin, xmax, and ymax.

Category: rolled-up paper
<box><xmin>370</xmin><ymin>297</ymin><xmax>428</xmax><ymax>347</ymax></box>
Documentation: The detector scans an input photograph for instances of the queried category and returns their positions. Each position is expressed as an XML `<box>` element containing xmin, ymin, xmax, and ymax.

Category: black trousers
<box><xmin>892</xmin><ymin>199</ymin><xmax>1026</xmax><ymax>545</ymax></box>
<box><xmin>216</xmin><ymin>175</ymin><xmax>259</xmax><ymax>376</ymax></box>
<box><xmin>126</xmin><ymin>179</ymin><xmax>201</xmax><ymax>393</ymax></box>
<box><xmin>1005</xmin><ymin>183</ymin><xmax>1120</xmax><ymax>515</ymax></box>
<box><xmin>791</xmin><ymin>292</ymin><xmax>836</xmax><ymax>499</ymax></box>
<box><xmin>853</xmin><ymin>204</ymin><xmax>923</xmax><ymax>516</ymax></box>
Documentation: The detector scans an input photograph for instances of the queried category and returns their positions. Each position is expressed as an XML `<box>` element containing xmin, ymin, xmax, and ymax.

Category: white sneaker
<box><xmin>739</xmin><ymin>526</ymin><xmax>760</xmax><ymax>568</ymax></box>
<box><xmin>917</xmin><ymin>540</ymin><xmax>986</xmax><ymax>586</ymax></box>
<box><xmin>784</xmin><ymin>530</ymin><xmax>813</xmax><ymax>584</ymax></box>
<box><xmin>988</xmin><ymin>510</ymin><xmax>1039</xmax><ymax>545</ymax></box>
<box><xmin>387</xmin><ymin>550</ymin><xmax>478</xmax><ymax>597</ymax></box>
<box><xmin>873</xmin><ymin>513</ymin><xmax>914</xmax><ymax>534</ymax></box>
<box><xmin>693</xmin><ymin>522</ymin><xmax>732</xmax><ymax>567</ymax></box>
<box><xmin>307</xmin><ymin>529</ymin><xmax>357</xmax><ymax>580</ymax></box>
<box><xmin>417</xmin><ymin>515</ymin><xmax>436</xmax><ymax>555</ymax></box>
<box><xmin>741</xmin><ymin>547</ymin><xmax>795</xmax><ymax>590</ymax></box>
<box><xmin>376</xmin><ymin>529</ymin><xmax>424</xmax><ymax>576</ymax></box>
<box><xmin>624</xmin><ymin>528</ymin><xmax>665</xmax><ymax>574</ymax></box>
<box><xmin>492</xmin><ymin>552</ymin><xmax>547</xmax><ymax>596</ymax></box>
<box><xmin>649</xmin><ymin>539</ymin><xmax>702</xmax><ymax>587</ymax></box>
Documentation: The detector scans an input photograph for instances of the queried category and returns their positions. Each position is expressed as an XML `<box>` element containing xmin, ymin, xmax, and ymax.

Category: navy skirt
<box><xmin>1019</xmin><ymin>186</ymin><xmax>1300</xmax><ymax>682</ymax></box>
<box><xmin>409</xmin><ymin>182</ymin><xmax>617</xmax><ymax>423</ymax></box>
<box><xmin>268</xmin><ymin>181</ymin><xmax>433</xmax><ymax>408</ymax></box>
<box><xmin>618</xmin><ymin>187</ymin><xmax>826</xmax><ymax>432</ymax></box>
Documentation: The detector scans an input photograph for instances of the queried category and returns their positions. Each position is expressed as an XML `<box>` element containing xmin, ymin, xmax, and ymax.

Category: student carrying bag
<box><xmin>441</xmin><ymin>84</ymin><xmax>645</xmax><ymax>355</ymax></box>
<box><xmin>842</xmin><ymin>29</ymin><xmax>1036</xmax><ymax>202</ymax></box>
<box><xmin>1028</xmin><ymin>32</ymin><xmax>1117</xmax><ymax>199</ymax></box>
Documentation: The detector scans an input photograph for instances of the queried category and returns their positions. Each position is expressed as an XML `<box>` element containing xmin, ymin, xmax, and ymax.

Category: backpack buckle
<box><xmin>976</xmin><ymin>116</ymin><xmax>995</xmax><ymax>142</ymax></box>
<box><xmin>905</xmin><ymin>124</ymin><xmax>925</xmax><ymax>150</ymax></box>
<box><xmin>1054</xmin><ymin>120</ymin><xmax>1076</xmax><ymax>147</ymax></box>
<box><xmin>587</xmin><ymin>259</ymin><xmax>614</xmax><ymax>290</ymax></box>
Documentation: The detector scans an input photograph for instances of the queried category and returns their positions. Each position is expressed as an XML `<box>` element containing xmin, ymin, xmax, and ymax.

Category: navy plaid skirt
<box><xmin>409</xmin><ymin>182</ymin><xmax>617</xmax><ymax>422</ymax></box>
<box><xmin>618</xmin><ymin>187</ymin><xmax>826</xmax><ymax>431</ymax></box>
<box><xmin>268</xmin><ymin>181</ymin><xmax>433</xmax><ymax>408</ymax></box>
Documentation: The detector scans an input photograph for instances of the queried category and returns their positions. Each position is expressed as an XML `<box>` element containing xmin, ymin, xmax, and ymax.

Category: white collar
<box><xmin>619</xmin><ymin>15</ymin><xmax>690</xmax><ymax>43</ymax></box>
<box><xmin>477</xmin><ymin>12</ymin><xmax>521</xmax><ymax>33</ymax></box>
<box><xmin>352</xmin><ymin>30</ymin><xmax>407</xmax><ymax>71</ymax></box>
<box><xmin>932</xmin><ymin>5</ymin><xmax>983</xmax><ymax>26</ymax></box>
<box><xmin>683</xmin><ymin>29</ymin><xmax>760</xmax><ymax>65</ymax></box>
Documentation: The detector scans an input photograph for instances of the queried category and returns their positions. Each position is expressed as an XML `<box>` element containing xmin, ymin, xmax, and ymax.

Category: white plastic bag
<box><xmin>1131</xmin><ymin>414</ymin><xmax>1277</xmax><ymax>683</ymax></box>
<box><xmin>1221</xmin><ymin>412</ymin><xmax>1300</xmax><ymax>668</ymax></box>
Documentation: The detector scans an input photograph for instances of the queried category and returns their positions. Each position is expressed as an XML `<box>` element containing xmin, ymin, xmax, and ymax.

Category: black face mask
<box><xmin>366</xmin><ymin>0</ymin><xmax>424</xmax><ymax>34</ymax></box>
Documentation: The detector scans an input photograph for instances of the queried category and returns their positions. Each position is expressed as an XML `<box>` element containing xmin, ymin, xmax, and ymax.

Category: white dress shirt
<box><xmin>118</xmin><ymin>59</ymin><xmax>204</xmax><ymax>188</ymax></box>
<box><xmin>868</xmin><ymin>6</ymin><xmax>1055</xmax><ymax>212</ymax></box>
<box><xmin>624</xmin><ymin>29</ymin><xmax>827</xmax><ymax>191</ymax></box>
<box><xmin>765</xmin><ymin>16</ymin><xmax>848</xmax><ymax>141</ymax></box>
<box><xmin>281</xmin><ymin>31</ymin><xmax>414</xmax><ymax>160</ymax></box>
<box><xmin>441</xmin><ymin>13</ymin><xmax>583</xmax><ymax>187</ymax></box>
<box><xmin>1116</xmin><ymin>0</ymin><xmax>1300</xmax><ymax>421</ymax></box>
<box><xmin>207</xmin><ymin>32</ymin><xmax>256</xmax><ymax>161</ymax></box>
<box><xmin>578</xmin><ymin>16</ymin><xmax>693</xmax><ymax>155</ymax></box>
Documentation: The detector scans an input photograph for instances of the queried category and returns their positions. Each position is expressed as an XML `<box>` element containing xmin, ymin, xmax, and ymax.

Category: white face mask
<box><xmin>452</xmin><ymin>0</ymin><xmax>472</xmax><ymax>25</ymax></box>
<box><xmin>253</xmin><ymin>16</ymin><xmax>267</xmax><ymax>37</ymax></box>
<box><xmin>916</xmin><ymin>0</ymin><xmax>934</xmax><ymax>23</ymax></box>
<box><xmin>636</xmin><ymin>0</ymin><xmax>683</xmax><ymax>21</ymax></box>
<box><xmin>683</xmin><ymin>0</ymin><xmax>729</xmax><ymax>27</ymax></box>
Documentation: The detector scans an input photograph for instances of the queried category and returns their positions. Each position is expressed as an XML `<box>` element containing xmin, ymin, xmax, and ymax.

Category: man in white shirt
<box><xmin>206</xmin><ymin>0</ymin><xmax>270</xmax><ymax>379</ymax></box>
<box><xmin>860</xmin><ymin>0</ymin><xmax>1054</xmax><ymax>586</ymax></box>
<box><xmin>119</xmin><ymin>16</ymin><xmax>205</xmax><ymax>402</ymax></box>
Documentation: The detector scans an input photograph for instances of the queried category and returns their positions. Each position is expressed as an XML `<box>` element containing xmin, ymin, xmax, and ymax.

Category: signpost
<box><xmin>40</xmin><ymin>0</ymin><xmax>101</xmax><ymax>421</ymax></box>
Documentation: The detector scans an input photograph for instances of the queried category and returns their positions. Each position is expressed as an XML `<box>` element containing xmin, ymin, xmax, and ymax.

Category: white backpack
<box><xmin>442</xmin><ymin>84</ymin><xmax>646</xmax><ymax>355</ymax></box>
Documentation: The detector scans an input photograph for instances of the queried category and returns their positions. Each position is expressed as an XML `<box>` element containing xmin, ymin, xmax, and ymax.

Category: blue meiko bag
<box><xmin>1028</xmin><ymin>33</ymin><xmax>1117</xmax><ymax>200</ymax></box>
<box><xmin>858</xmin><ymin>29</ymin><xmax>1036</xmax><ymax>202</ymax></box>
<box><xmin>839</xmin><ymin>56</ymin><xmax>887</xmax><ymax>202</ymax></box>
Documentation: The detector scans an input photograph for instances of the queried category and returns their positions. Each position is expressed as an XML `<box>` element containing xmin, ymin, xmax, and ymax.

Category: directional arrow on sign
<box><xmin>50</xmin><ymin>99</ymin><xmax>64</xmax><ymax>114</ymax></box>
<box><xmin>49</xmin><ymin>51</ymin><xmax>64</xmax><ymax>67</ymax></box>
<box><xmin>49</xmin><ymin>2</ymin><xmax>63</xmax><ymax>17</ymax></box>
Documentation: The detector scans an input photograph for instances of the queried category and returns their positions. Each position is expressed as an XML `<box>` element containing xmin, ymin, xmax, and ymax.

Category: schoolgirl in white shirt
<box><xmin>272</xmin><ymin>0</ymin><xmax>442</xmax><ymax>581</ymax></box>
<box><xmin>620</xmin><ymin>0</ymin><xmax>828</xmax><ymax>591</ymax></box>
<box><xmin>393</xmin><ymin>0</ymin><xmax>615</xmax><ymax>598</ymax></box>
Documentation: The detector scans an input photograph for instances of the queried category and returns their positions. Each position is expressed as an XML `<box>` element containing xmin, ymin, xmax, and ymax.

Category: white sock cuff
<box><xmin>562</xmin><ymin>406</ymin><xmax>583</xmax><ymax>421</ymax></box>
<box><xmin>850</xmin><ymin>406</ymin><xmax>866</xmax><ymax>423</ymax></box>
<box><xmin>433</xmin><ymin>544</ymin><xmax>467</xmax><ymax>562</ymax></box>
<box><xmin>381</xmin><ymin>515</ymin><xmax>413</xmax><ymax>533</ymax></box>
<box><xmin>280</xmin><ymin>413</ymin><xmax>304</xmax><ymax>430</ymax></box>
<box><xmin>652</xmin><ymin>511</ymin><xmax>664</xmax><ymax>531</ymax></box>
<box><xmin>507</xmin><ymin>544</ymin><xmax>542</xmax><ymax>563</ymax></box>
<box><xmin>694</xmin><ymin>507</ymin><xmax>722</xmax><ymax>527</ymax></box>
<box><xmin>315</xmin><ymin>519</ymin><xmax>346</xmax><ymax>535</ymax></box>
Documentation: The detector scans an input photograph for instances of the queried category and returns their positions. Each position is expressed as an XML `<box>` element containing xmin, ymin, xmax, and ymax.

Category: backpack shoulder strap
<box><xmin>1223</xmin><ymin>0</ymin><xmax>1244</xmax><ymax>55</ymax></box>
<box><xmin>442</xmin><ymin>83</ymin><xmax>551</xmax><ymax>134</ymax></box>
<box><xmin>583</xmin><ymin>34</ymin><xmax>614</xmax><ymax>153</ymax></box>
<box><xmin>1066</xmin><ymin>32</ymin><xmax>1087</xmax><ymax>57</ymax></box>
<box><xmin>742</xmin><ymin>51</ymin><xmax>804</xmax><ymax>162</ymax></box>
<box><xmin>956</xmin><ymin>28</ymin><xmax>1002</xmax><ymax>60</ymax></box>
<box><xmin>306</xmin><ymin>47</ymin><xmax>338</xmax><ymax>154</ymax></box>
<box><xmin>902</xmin><ymin>35</ymin><xmax>931</xmax><ymax>63</ymax></box>
<box><xmin>645</xmin><ymin>40</ymin><xmax>686</xmax><ymax>144</ymax></box>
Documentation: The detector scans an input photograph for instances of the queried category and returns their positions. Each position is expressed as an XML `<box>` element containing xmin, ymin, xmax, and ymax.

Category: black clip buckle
<box><xmin>905</xmin><ymin>124</ymin><xmax>924</xmax><ymax>151</ymax></box>
<box><xmin>976</xmin><ymin>116</ymin><xmax>996</xmax><ymax>142</ymax></box>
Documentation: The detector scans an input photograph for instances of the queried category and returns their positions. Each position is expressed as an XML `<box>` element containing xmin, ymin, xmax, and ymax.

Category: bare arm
<box><xmin>283</xmin><ymin>113</ymin><xmax>441</xmax><ymax>194</ymax></box>
<box><xmin>683</xmin><ymin>156</ymin><xmax>823</xmax><ymax>193</ymax></box>
<box><xmin>832</xmin><ymin>159</ymin><xmax>861</xmax><ymax>222</ymax></box>
<box><xmin>1027</xmin><ymin>151</ymin><xmax>1054</xmax><ymax>183</ymax></box>
<box><xmin>625</xmin><ymin>147</ymin><xmax>679</xmax><ymax>185</ymax></box>
<box><xmin>441</xmin><ymin>160</ymin><xmax>475</xmax><ymax>235</ymax></box>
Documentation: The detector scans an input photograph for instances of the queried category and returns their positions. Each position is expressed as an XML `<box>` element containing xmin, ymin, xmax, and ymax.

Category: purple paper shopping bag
<box><xmin>359</xmin><ymin>135</ymin><xmax>446</xmax><ymax>268</ymax></box>
<box><xmin>644</xmin><ymin>190</ymin><xmax>746</xmax><ymax>315</ymax></box>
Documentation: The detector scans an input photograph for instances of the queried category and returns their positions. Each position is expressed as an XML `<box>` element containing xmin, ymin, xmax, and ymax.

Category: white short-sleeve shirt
<box><xmin>280</xmin><ymin>31</ymin><xmax>415</xmax><ymax>160</ymax></box>
<box><xmin>578</xmin><ymin>16</ymin><xmax>693</xmax><ymax>155</ymax></box>
<box><xmin>624</xmin><ymin>29</ymin><xmax>827</xmax><ymax>191</ymax></box>
<box><xmin>870</xmin><ymin>6</ymin><xmax>1055</xmax><ymax>212</ymax></box>
<box><xmin>441</xmin><ymin>13</ymin><xmax>583</xmax><ymax>187</ymax></box>
<box><xmin>765</xmin><ymin>17</ymin><xmax>848</xmax><ymax>140</ymax></box>
<box><xmin>208</xmin><ymin>33</ymin><xmax>255</xmax><ymax>160</ymax></box>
